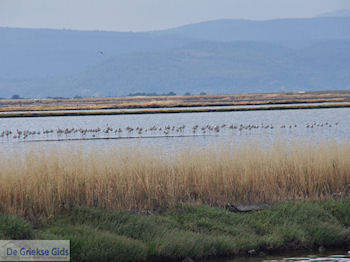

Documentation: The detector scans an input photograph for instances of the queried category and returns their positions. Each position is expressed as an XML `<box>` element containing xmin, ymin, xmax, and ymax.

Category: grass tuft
<box><xmin>0</xmin><ymin>214</ymin><xmax>33</xmax><ymax>239</ymax></box>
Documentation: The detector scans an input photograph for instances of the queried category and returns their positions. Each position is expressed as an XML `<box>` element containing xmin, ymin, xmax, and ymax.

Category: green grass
<box><xmin>0</xmin><ymin>214</ymin><xmax>34</xmax><ymax>239</ymax></box>
<box><xmin>40</xmin><ymin>225</ymin><xmax>147</xmax><ymax>262</ymax></box>
<box><xmin>1</xmin><ymin>201</ymin><xmax>350</xmax><ymax>261</ymax></box>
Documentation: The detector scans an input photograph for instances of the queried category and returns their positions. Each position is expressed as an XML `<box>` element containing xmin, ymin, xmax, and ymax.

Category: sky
<box><xmin>1</xmin><ymin>0</ymin><xmax>350</xmax><ymax>32</ymax></box>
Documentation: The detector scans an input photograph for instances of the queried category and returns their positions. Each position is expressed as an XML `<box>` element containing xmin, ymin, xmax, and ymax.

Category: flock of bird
<box><xmin>0</xmin><ymin>121</ymin><xmax>339</xmax><ymax>141</ymax></box>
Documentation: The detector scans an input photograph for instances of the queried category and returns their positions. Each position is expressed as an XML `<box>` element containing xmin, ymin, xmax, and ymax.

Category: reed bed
<box><xmin>0</xmin><ymin>140</ymin><xmax>350</xmax><ymax>219</ymax></box>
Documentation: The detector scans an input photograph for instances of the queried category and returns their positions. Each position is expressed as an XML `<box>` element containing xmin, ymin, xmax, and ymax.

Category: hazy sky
<box><xmin>1</xmin><ymin>0</ymin><xmax>350</xmax><ymax>31</ymax></box>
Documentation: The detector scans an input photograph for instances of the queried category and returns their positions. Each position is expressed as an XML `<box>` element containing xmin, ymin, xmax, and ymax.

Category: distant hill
<box><xmin>5</xmin><ymin>40</ymin><xmax>350</xmax><ymax>98</ymax></box>
<box><xmin>154</xmin><ymin>17</ymin><xmax>350</xmax><ymax>48</ymax></box>
<box><xmin>1</xmin><ymin>16</ymin><xmax>350</xmax><ymax>98</ymax></box>
<box><xmin>0</xmin><ymin>28</ymin><xmax>192</xmax><ymax>78</ymax></box>
<box><xmin>317</xmin><ymin>9</ymin><xmax>350</xmax><ymax>18</ymax></box>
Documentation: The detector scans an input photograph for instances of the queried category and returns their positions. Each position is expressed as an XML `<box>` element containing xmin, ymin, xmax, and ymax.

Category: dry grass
<box><xmin>0</xmin><ymin>140</ymin><xmax>350</xmax><ymax>219</ymax></box>
<box><xmin>1</xmin><ymin>102</ymin><xmax>350</xmax><ymax>118</ymax></box>
<box><xmin>1</xmin><ymin>90</ymin><xmax>350</xmax><ymax>112</ymax></box>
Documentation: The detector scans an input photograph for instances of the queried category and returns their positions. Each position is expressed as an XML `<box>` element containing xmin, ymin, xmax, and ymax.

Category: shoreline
<box><xmin>0</xmin><ymin>102</ymin><xmax>349</xmax><ymax>118</ymax></box>
<box><xmin>1</xmin><ymin>201</ymin><xmax>350</xmax><ymax>262</ymax></box>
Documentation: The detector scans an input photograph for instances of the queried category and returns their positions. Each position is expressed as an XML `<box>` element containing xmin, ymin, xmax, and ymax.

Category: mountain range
<box><xmin>1</xmin><ymin>15</ymin><xmax>350</xmax><ymax>98</ymax></box>
<box><xmin>317</xmin><ymin>9</ymin><xmax>350</xmax><ymax>17</ymax></box>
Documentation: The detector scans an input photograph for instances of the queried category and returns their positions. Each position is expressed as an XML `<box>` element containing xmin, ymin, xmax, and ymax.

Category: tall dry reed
<box><xmin>0</xmin><ymin>140</ymin><xmax>349</xmax><ymax>219</ymax></box>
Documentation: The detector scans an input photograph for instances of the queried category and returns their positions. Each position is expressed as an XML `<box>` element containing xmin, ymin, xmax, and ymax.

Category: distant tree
<box><xmin>73</xmin><ymin>95</ymin><xmax>82</xmax><ymax>99</ymax></box>
<box><xmin>11</xmin><ymin>94</ymin><xmax>21</xmax><ymax>99</ymax></box>
<box><xmin>184</xmin><ymin>92</ymin><xmax>191</xmax><ymax>96</ymax></box>
<box><xmin>47</xmin><ymin>96</ymin><xmax>66</xmax><ymax>99</ymax></box>
<box><xmin>128</xmin><ymin>92</ymin><xmax>158</xmax><ymax>96</ymax></box>
<box><xmin>166</xmin><ymin>91</ymin><xmax>176</xmax><ymax>96</ymax></box>
<box><xmin>200</xmin><ymin>92</ymin><xmax>207</xmax><ymax>95</ymax></box>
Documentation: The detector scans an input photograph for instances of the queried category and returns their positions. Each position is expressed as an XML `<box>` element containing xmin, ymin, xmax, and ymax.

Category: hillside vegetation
<box><xmin>7</xmin><ymin>40</ymin><xmax>350</xmax><ymax>98</ymax></box>
<box><xmin>1</xmin><ymin>17</ymin><xmax>350</xmax><ymax>98</ymax></box>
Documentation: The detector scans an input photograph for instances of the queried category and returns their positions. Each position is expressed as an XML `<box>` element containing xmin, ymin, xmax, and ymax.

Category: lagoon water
<box><xmin>0</xmin><ymin>107</ymin><xmax>349</xmax><ymax>151</ymax></box>
<box><xmin>207</xmin><ymin>250</ymin><xmax>350</xmax><ymax>262</ymax></box>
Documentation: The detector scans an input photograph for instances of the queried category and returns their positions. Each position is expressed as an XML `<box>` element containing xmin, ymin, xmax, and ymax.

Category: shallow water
<box><xmin>0</xmin><ymin>107</ymin><xmax>349</xmax><ymax>151</ymax></box>
<box><xmin>204</xmin><ymin>250</ymin><xmax>350</xmax><ymax>262</ymax></box>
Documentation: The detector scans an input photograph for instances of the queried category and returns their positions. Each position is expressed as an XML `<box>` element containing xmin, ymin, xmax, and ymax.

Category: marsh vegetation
<box><xmin>1</xmin><ymin>202</ymin><xmax>350</xmax><ymax>261</ymax></box>
<box><xmin>1</xmin><ymin>140</ymin><xmax>349</xmax><ymax>219</ymax></box>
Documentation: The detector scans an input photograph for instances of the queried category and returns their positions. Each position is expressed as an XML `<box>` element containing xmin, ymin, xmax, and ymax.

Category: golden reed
<box><xmin>0</xmin><ymin>139</ymin><xmax>349</xmax><ymax>219</ymax></box>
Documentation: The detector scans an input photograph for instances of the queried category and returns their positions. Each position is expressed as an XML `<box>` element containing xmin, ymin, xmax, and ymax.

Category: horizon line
<box><xmin>1</xmin><ymin>15</ymin><xmax>348</xmax><ymax>33</ymax></box>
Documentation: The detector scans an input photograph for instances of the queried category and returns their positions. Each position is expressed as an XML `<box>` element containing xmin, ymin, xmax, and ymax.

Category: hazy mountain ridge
<box><xmin>0</xmin><ymin>27</ymin><xmax>193</xmax><ymax>78</ymax></box>
<box><xmin>5</xmin><ymin>40</ymin><xmax>349</xmax><ymax>98</ymax></box>
<box><xmin>317</xmin><ymin>9</ymin><xmax>350</xmax><ymax>17</ymax></box>
<box><xmin>1</xmin><ymin>16</ymin><xmax>350</xmax><ymax>98</ymax></box>
<box><xmin>154</xmin><ymin>17</ymin><xmax>350</xmax><ymax>47</ymax></box>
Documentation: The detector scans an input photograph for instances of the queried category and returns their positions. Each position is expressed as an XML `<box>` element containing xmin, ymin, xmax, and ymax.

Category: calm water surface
<box><xmin>204</xmin><ymin>250</ymin><xmax>350</xmax><ymax>262</ymax></box>
<box><xmin>0</xmin><ymin>107</ymin><xmax>349</xmax><ymax>151</ymax></box>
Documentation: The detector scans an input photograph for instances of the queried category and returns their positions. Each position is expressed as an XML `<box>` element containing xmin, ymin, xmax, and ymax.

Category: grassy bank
<box><xmin>1</xmin><ymin>201</ymin><xmax>350</xmax><ymax>261</ymax></box>
<box><xmin>0</xmin><ymin>102</ymin><xmax>350</xmax><ymax>118</ymax></box>
<box><xmin>0</xmin><ymin>140</ymin><xmax>350</xmax><ymax>218</ymax></box>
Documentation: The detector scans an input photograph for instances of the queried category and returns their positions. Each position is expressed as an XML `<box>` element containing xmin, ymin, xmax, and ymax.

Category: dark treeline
<box><xmin>127</xmin><ymin>92</ymin><xmax>177</xmax><ymax>97</ymax></box>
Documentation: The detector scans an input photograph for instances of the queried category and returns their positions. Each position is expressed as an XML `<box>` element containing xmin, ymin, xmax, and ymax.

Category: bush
<box><xmin>0</xmin><ymin>214</ymin><xmax>33</xmax><ymax>239</ymax></box>
<box><xmin>11</xmin><ymin>94</ymin><xmax>22</xmax><ymax>99</ymax></box>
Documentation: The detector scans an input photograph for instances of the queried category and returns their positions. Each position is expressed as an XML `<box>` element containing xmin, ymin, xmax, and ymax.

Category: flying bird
<box><xmin>96</xmin><ymin>50</ymin><xmax>104</xmax><ymax>55</ymax></box>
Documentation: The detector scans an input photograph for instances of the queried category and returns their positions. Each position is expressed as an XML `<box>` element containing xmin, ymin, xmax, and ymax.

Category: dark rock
<box><xmin>318</xmin><ymin>246</ymin><xmax>326</xmax><ymax>253</ymax></box>
<box><xmin>226</xmin><ymin>203</ymin><xmax>252</xmax><ymax>213</ymax></box>
<box><xmin>248</xmin><ymin>249</ymin><xmax>257</xmax><ymax>256</ymax></box>
<box><xmin>226</xmin><ymin>203</ymin><xmax>242</xmax><ymax>212</ymax></box>
<box><xmin>225</xmin><ymin>203</ymin><xmax>271</xmax><ymax>213</ymax></box>
<box><xmin>182</xmin><ymin>257</ymin><xmax>194</xmax><ymax>262</ymax></box>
